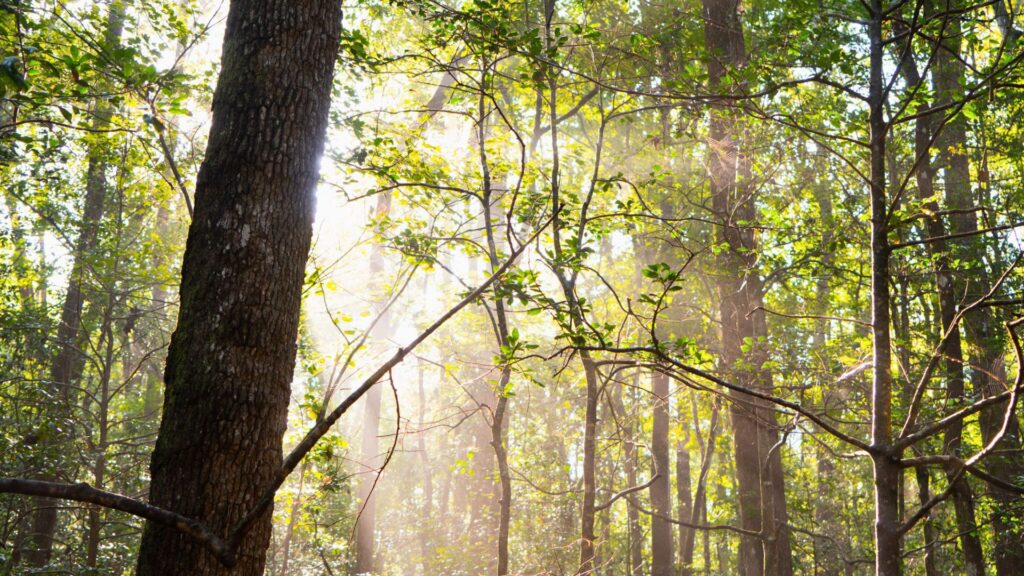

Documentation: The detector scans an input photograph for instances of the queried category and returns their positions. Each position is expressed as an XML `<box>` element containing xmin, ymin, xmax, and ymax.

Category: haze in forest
<box><xmin>1</xmin><ymin>0</ymin><xmax>1023</xmax><ymax>575</ymax></box>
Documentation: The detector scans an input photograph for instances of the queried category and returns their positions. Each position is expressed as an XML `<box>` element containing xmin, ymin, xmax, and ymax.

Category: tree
<box><xmin>700</xmin><ymin>0</ymin><xmax>794</xmax><ymax>573</ymax></box>
<box><xmin>134</xmin><ymin>0</ymin><xmax>342</xmax><ymax>573</ymax></box>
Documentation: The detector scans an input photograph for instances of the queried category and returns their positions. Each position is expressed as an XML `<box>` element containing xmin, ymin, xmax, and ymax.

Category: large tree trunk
<box><xmin>700</xmin><ymin>0</ymin><xmax>792</xmax><ymax>573</ymax></box>
<box><xmin>134</xmin><ymin>0</ymin><xmax>341</xmax><ymax>572</ymax></box>
<box><xmin>24</xmin><ymin>2</ymin><xmax>125</xmax><ymax>566</ymax></box>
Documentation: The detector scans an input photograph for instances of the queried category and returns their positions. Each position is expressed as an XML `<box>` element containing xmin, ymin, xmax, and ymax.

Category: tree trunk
<box><xmin>477</xmin><ymin>92</ymin><xmax>514</xmax><ymax>575</ymax></box>
<box><xmin>134</xmin><ymin>0</ymin><xmax>341</xmax><ymax>572</ymax></box>
<box><xmin>867</xmin><ymin>4</ymin><xmax>902</xmax><ymax>574</ymax></box>
<box><xmin>578</xmin><ymin>355</ymin><xmax>600</xmax><ymax>574</ymax></box>
<box><xmin>933</xmin><ymin>3</ymin><xmax>1024</xmax><ymax>571</ymax></box>
<box><xmin>614</xmin><ymin>374</ymin><xmax>644</xmax><ymax>575</ymax></box>
<box><xmin>355</xmin><ymin>192</ymin><xmax>393</xmax><ymax>575</ymax></box>
<box><xmin>676</xmin><ymin>427</ymin><xmax>692</xmax><ymax>573</ymax></box>
<box><xmin>892</xmin><ymin>37</ymin><xmax>951</xmax><ymax>576</ymax></box>
<box><xmin>85</xmin><ymin>285</ymin><xmax>119</xmax><ymax>567</ymax></box>
<box><xmin>683</xmin><ymin>396</ymin><xmax>719</xmax><ymax>574</ymax></box>
<box><xmin>417</xmin><ymin>357</ymin><xmax>434</xmax><ymax>569</ymax></box>
<box><xmin>700</xmin><ymin>0</ymin><xmax>792</xmax><ymax>573</ymax></box>
<box><xmin>924</xmin><ymin>9</ymin><xmax>986</xmax><ymax>574</ymax></box>
<box><xmin>650</xmin><ymin>371</ymin><xmax>674</xmax><ymax>576</ymax></box>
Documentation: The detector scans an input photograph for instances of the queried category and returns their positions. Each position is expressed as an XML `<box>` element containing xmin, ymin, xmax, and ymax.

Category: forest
<box><xmin>1</xmin><ymin>0</ymin><xmax>1023</xmax><ymax>573</ymax></box>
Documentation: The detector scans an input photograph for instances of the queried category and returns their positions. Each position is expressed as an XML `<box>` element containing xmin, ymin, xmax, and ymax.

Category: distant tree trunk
<box><xmin>538</xmin><ymin>0</ymin><xmax>601</xmax><ymax>568</ymax></box>
<box><xmin>356</xmin><ymin>191</ymin><xmax>393</xmax><ymax>575</ymax></box>
<box><xmin>479</xmin><ymin>94</ymin><xmax>513</xmax><ymax>574</ymax></box>
<box><xmin>805</xmin><ymin>152</ymin><xmax>844</xmax><ymax>576</ymax></box>
<box><xmin>86</xmin><ymin>287</ymin><xmax>116</xmax><ymax>568</ymax></box>
<box><xmin>887</xmin><ymin>35</ymin><xmax>945</xmax><ymax>576</ymax></box>
<box><xmin>416</xmin><ymin>357</ymin><xmax>434</xmax><ymax>568</ymax></box>
<box><xmin>24</xmin><ymin>2</ymin><xmax>125</xmax><ymax>566</ymax></box>
<box><xmin>700</xmin><ymin>0</ymin><xmax>792</xmax><ymax>573</ymax></box>
<box><xmin>676</xmin><ymin>426</ymin><xmax>692</xmax><ymax>572</ymax></box>
<box><xmin>279</xmin><ymin>462</ymin><xmax>307</xmax><ymax>576</ymax></box>
<box><xmin>134</xmin><ymin>0</ymin><xmax>341</xmax><ymax>572</ymax></box>
<box><xmin>928</xmin><ymin>11</ymin><xmax>986</xmax><ymax>574</ymax></box>
<box><xmin>613</xmin><ymin>374</ymin><xmax>644</xmax><ymax>575</ymax></box>
<box><xmin>894</xmin><ymin>276</ymin><xmax>941</xmax><ymax>576</ymax></box>
<box><xmin>932</xmin><ymin>4</ymin><xmax>1024</xmax><ymax>572</ymax></box>
<box><xmin>650</xmin><ymin>371</ymin><xmax>674</xmax><ymax>576</ymax></box>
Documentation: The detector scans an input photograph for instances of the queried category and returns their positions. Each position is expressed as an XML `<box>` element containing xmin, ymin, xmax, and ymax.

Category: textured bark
<box><xmin>650</xmin><ymin>371</ymin><xmax>674</xmax><ymax>576</ymax></box>
<box><xmin>134</xmin><ymin>0</ymin><xmax>341</xmax><ymax>573</ymax></box>
<box><xmin>700</xmin><ymin>0</ymin><xmax>792</xmax><ymax>573</ymax></box>
<box><xmin>24</xmin><ymin>2</ymin><xmax>124</xmax><ymax>566</ymax></box>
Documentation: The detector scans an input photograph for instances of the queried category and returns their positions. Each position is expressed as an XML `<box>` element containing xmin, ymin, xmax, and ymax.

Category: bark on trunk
<box><xmin>134</xmin><ymin>0</ymin><xmax>341</xmax><ymax>572</ymax></box>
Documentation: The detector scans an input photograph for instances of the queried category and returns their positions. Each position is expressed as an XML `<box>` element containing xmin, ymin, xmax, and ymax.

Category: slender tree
<box><xmin>700</xmin><ymin>0</ymin><xmax>793</xmax><ymax>573</ymax></box>
<box><xmin>355</xmin><ymin>191</ymin><xmax>393</xmax><ymax>574</ymax></box>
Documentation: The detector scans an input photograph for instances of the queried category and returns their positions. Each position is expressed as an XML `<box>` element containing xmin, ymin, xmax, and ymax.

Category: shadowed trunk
<box><xmin>134</xmin><ymin>0</ymin><xmax>341</xmax><ymax>572</ymax></box>
<box><xmin>926</xmin><ymin>6</ymin><xmax>986</xmax><ymax>573</ymax></box>
<box><xmin>866</xmin><ymin>3</ymin><xmax>901</xmax><ymax>573</ymax></box>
